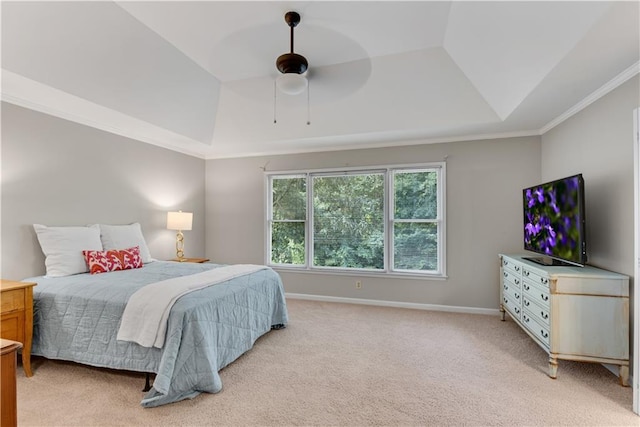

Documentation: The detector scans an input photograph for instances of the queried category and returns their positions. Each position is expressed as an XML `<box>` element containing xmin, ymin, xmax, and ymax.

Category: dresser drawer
<box><xmin>0</xmin><ymin>289</ymin><xmax>24</xmax><ymax>313</ymax></box>
<box><xmin>522</xmin><ymin>267</ymin><xmax>550</xmax><ymax>288</ymax></box>
<box><xmin>0</xmin><ymin>311</ymin><xmax>24</xmax><ymax>343</ymax></box>
<box><xmin>522</xmin><ymin>280</ymin><xmax>550</xmax><ymax>309</ymax></box>
<box><xmin>502</xmin><ymin>269</ymin><xmax>521</xmax><ymax>288</ymax></box>
<box><xmin>523</xmin><ymin>296</ymin><xmax>550</xmax><ymax>326</ymax></box>
<box><xmin>502</xmin><ymin>281</ymin><xmax>521</xmax><ymax>304</ymax></box>
<box><xmin>522</xmin><ymin>312</ymin><xmax>550</xmax><ymax>348</ymax></box>
<box><xmin>502</xmin><ymin>295</ymin><xmax>521</xmax><ymax>320</ymax></box>
<box><xmin>502</xmin><ymin>257</ymin><xmax>521</xmax><ymax>276</ymax></box>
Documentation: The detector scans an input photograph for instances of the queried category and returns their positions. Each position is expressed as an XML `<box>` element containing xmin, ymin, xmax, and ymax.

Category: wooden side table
<box><xmin>170</xmin><ymin>258</ymin><xmax>210</xmax><ymax>263</ymax></box>
<box><xmin>0</xmin><ymin>280</ymin><xmax>37</xmax><ymax>377</ymax></box>
<box><xmin>1</xmin><ymin>339</ymin><xmax>22</xmax><ymax>427</ymax></box>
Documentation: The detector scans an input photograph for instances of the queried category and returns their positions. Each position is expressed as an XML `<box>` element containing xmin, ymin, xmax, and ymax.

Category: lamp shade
<box><xmin>167</xmin><ymin>211</ymin><xmax>193</xmax><ymax>231</ymax></box>
<box><xmin>276</xmin><ymin>73</ymin><xmax>308</xmax><ymax>95</ymax></box>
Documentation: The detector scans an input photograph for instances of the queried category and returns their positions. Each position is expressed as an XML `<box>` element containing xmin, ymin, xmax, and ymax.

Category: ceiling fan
<box><xmin>275</xmin><ymin>11</ymin><xmax>308</xmax><ymax>96</ymax></box>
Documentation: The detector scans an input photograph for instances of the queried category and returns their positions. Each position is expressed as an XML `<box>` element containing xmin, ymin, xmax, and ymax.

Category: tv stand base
<box><xmin>523</xmin><ymin>256</ymin><xmax>576</xmax><ymax>267</ymax></box>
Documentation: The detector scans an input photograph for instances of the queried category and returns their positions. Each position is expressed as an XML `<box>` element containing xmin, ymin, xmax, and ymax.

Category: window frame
<box><xmin>265</xmin><ymin>162</ymin><xmax>446</xmax><ymax>278</ymax></box>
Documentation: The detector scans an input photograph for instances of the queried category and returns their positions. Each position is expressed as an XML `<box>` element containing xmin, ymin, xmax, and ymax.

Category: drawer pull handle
<box><xmin>523</xmin><ymin>315</ymin><xmax>529</xmax><ymax>323</ymax></box>
<box><xmin>515</xmin><ymin>308</ymin><xmax>520</xmax><ymax>314</ymax></box>
<box><xmin>515</xmin><ymin>266</ymin><xmax>520</xmax><ymax>272</ymax></box>
<box><xmin>524</xmin><ymin>284</ymin><xmax>529</xmax><ymax>291</ymax></box>
<box><xmin>524</xmin><ymin>271</ymin><xmax>530</xmax><ymax>277</ymax></box>
<box><xmin>515</xmin><ymin>279</ymin><xmax>520</xmax><ymax>285</ymax></box>
<box><xmin>541</xmin><ymin>312</ymin><xmax>549</xmax><ymax>320</ymax></box>
<box><xmin>503</xmin><ymin>272</ymin><xmax>508</xmax><ymax>277</ymax></box>
<box><xmin>514</xmin><ymin>293</ymin><xmax>520</xmax><ymax>300</ymax></box>
<box><xmin>541</xmin><ymin>278</ymin><xmax>549</xmax><ymax>285</ymax></box>
<box><xmin>524</xmin><ymin>300</ymin><xmax>530</xmax><ymax>307</ymax></box>
<box><xmin>541</xmin><ymin>294</ymin><xmax>549</xmax><ymax>302</ymax></box>
<box><xmin>541</xmin><ymin>330</ymin><xmax>549</xmax><ymax>339</ymax></box>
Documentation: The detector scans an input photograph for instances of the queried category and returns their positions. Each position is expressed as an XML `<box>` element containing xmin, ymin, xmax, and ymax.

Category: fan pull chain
<box><xmin>306</xmin><ymin>80</ymin><xmax>311</xmax><ymax>125</ymax></box>
<box><xmin>273</xmin><ymin>80</ymin><xmax>277</xmax><ymax>124</ymax></box>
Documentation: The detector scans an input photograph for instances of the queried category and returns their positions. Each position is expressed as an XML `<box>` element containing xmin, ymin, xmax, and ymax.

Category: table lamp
<box><xmin>167</xmin><ymin>211</ymin><xmax>193</xmax><ymax>261</ymax></box>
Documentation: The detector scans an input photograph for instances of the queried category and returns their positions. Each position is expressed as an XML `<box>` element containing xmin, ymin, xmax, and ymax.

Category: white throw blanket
<box><xmin>117</xmin><ymin>264</ymin><xmax>267</xmax><ymax>348</ymax></box>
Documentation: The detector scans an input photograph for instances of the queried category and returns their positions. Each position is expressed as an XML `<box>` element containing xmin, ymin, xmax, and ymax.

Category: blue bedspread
<box><xmin>27</xmin><ymin>261</ymin><xmax>288</xmax><ymax>407</ymax></box>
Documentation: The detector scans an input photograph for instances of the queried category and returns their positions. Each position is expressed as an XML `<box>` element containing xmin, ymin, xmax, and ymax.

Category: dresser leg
<box><xmin>619</xmin><ymin>365</ymin><xmax>629</xmax><ymax>386</ymax></box>
<box><xmin>499</xmin><ymin>305</ymin><xmax>505</xmax><ymax>321</ymax></box>
<box><xmin>548</xmin><ymin>356</ymin><xmax>558</xmax><ymax>379</ymax></box>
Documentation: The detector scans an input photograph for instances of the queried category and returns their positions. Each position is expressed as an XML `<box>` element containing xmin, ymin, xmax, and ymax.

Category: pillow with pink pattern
<box><xmin>83</xmin><ymin>246</ymin><xmax>143</xmax><ymax>275</ymax></box>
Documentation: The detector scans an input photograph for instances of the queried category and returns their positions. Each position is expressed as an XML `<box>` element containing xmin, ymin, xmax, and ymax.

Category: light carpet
<box><xmin>16</xmin><ymin>299</ymin><xmax>637</xmax><ymax>426</ymax></box>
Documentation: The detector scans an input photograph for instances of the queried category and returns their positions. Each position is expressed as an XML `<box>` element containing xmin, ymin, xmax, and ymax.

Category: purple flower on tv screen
<box><xmin>523</xmin><ymin>176</ymin><xmax>582</xmax><ymax>262</ymax></box>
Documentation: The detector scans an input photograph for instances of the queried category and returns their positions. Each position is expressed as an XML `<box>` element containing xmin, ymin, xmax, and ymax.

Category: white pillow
<box><xmin>33</xmin><ymin>224</ymin><xmax>103</xmax><ymax>277</ymax></box>
<box><xmin>98</xmin><ymin>223</ymin><xmax>153</xmax><ymax>263</ymax></box>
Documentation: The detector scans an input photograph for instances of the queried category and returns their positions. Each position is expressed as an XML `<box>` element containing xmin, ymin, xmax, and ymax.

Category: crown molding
<box><xmin>540</xmin><ymin>61</ymin><xmax>640</xmax><ymax>135</ymax></box>
<box><xmin>1</xmin><ymin>70</ymin><xmax>208</xmax><ymax>159</ymax></box>
<box><xmin>203</xmin><ymin>129</ymin><xmax>541</xmax><ymax>160</ymax></box>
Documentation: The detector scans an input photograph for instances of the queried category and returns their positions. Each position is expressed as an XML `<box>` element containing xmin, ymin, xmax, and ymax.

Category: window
<box><xmin>391</xmin><ymin>169</ymin><xmax>440</xmax><ymax>272</ymax></box>
<box><xmin>266</xmin><ymin>163</ymin><xmax>445</xmax><ymax>277</ymax></box>
<box><xmin>313</xmin><ymin>172</ymin><xmax>385</xmax><ymax>270</ymax></box>
<box><xmin>269</xmin><ymin>175</ymin><xmax>306</xmax><ymax>265</ymax></box>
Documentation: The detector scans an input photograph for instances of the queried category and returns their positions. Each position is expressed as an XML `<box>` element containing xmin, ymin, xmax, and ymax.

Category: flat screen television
<box><xmin>522</xmin><ymin>174</ymin><xmax>587</xmax><ymax>267</ymax></box>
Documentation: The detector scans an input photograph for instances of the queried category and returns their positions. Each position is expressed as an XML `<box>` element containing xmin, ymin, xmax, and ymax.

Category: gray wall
<box><xmin>541</xmin><ymin>75</ymin><xmax>639</xmax><ymax>373</ymax></box>
<box><xmin>1</xmin><ymin>103</ymin><xmax>207</xmax><ymax>280</ymax></box>
<box><xmin>206</xmin><ymin>136</ymin><xmax>541</xmax><ymax>310</ymax></box>
<box><xmin>541</xmin><ymin>76</ymin><xmax>639</xmax><ymax>276</ymax></box>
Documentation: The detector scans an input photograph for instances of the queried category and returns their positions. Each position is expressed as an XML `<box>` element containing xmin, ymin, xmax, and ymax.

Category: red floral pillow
<box><xmin>83</xmin><ymin>246</ymin><xmax>143</xmax><ymax>275</ymax></box>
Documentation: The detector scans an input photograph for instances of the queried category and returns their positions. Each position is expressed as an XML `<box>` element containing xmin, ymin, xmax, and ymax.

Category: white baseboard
<box><xmin>285</xmin><ymin>292</ymin><xmax>501</xmax><ymax>316</ymax></box>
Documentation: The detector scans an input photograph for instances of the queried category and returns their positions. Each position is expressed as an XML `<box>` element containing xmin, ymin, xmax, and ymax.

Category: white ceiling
<box><xmin>2</xmin><ymin>1</ymin><xmax>639</xmax><ymax>159</ymax></box>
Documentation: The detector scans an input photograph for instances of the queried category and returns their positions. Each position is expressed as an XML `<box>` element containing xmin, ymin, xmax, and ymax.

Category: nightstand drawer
<box><xmin>0</xmin><ymin>311</ymin><xmax>24</xmax><ymax>342</ymax></box>
<box><xmin>0</xmin><ymin>289</ymin><xmax>24</xmax><ymax>313</ymax></box>
<box><xmin>0</xmin><ymin>280</ymin><xmax>36</xmax><ymax>377</ymax></box>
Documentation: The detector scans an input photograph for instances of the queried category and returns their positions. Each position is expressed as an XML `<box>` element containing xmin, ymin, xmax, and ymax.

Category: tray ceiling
<box><xmin>2</xmin><ymin>1</ymin><xmax>638</xmax><ymax>159</ymax></box>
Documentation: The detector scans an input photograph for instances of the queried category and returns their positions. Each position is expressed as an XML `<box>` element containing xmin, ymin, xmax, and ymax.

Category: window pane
<box><xmin>271</xmin><ymin>221</ymin><xmax>305</xmax><ymax>265</ymax></box>
<box><xmin>272</xmin><ymin>177</ymin><xmax>306</xmax><ymax>221</ymax></box>
<box><xmin>394</xmin><ymin>171</ymin><xmax>438</xmax><ymax>219</ymax></box>
<box><xmin>394</xmin><ymin>223</ymin><xmax>438</xmax><ymax>271</ymax></box>
<box><xmin>313</xmin><ymin>174</ymin><xmax>384</xmax><ymax>269</ymax></box>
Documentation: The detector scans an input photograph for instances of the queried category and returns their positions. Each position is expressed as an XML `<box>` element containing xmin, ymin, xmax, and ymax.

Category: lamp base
<box><xmin>175</xmin><ymin>231</ymin><xmax>185</xmax><ymax>261</ymax></box>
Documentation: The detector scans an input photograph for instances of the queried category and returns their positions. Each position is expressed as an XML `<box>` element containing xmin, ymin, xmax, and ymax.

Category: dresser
<box><xmin>499</xmin><ymin>254</ymin><xmax>629</xmax><ymax>385</ymax></box>
<box><xmin>1</xmin><ymin>339</ymin><xmax>22</xmax><ymax>427</ymax></box>
<box><xmin>0</xmin><ymin>280</ymin><xmax>37</xmax><ymax>377</ymax></box>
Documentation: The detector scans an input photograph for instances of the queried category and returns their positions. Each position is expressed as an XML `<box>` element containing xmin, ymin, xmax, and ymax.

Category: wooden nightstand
<box><xmin>1</xmin><ymin>339</ymin><xmax>22</xmax><ymax>427</ymax></box>
<box><xmin>0</xmin><ymin>280</ymin><xmax>37</xmax><ymax>377</ymax></box>
<box><xmin>170</xmin><ymin>258</ymin><xmax>209</xmax><ymax>263</ymax></box>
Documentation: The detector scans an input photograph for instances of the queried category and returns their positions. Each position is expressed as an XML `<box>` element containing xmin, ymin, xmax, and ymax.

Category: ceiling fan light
<box><xmin>276</xmin><ymin>73</ymin><xmax>308</xmax><ymax>95</ymax></box>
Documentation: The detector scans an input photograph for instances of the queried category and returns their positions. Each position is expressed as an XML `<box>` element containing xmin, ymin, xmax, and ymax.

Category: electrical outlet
<box><xmin>355</xmin><ymin>280</ymin><xmax>362</xmax><ymax>289</ymax></box>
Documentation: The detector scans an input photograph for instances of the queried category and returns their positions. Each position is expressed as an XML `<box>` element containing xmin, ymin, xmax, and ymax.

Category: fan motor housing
<box><xmin>276</xmin><ymin>53</ymin><xmax>308</xmax><ymax>74</ymax></box>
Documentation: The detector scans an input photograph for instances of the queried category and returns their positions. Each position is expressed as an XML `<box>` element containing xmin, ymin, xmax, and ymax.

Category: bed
<box><xmin>26</xmin><ymin>224</ymin><xmax>288</xmax><ymax>407</ymax></box>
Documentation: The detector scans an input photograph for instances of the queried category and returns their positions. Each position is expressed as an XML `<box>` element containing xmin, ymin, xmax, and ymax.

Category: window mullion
<box><xmin>387</xmin><ymin>169</ymin><xmax>393</xmax><ymax>273</ymax></box>
<box><xmin>307</xmin><ymin>173</ymin><xmax>313</xmax><ymax>269</ymax></box>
